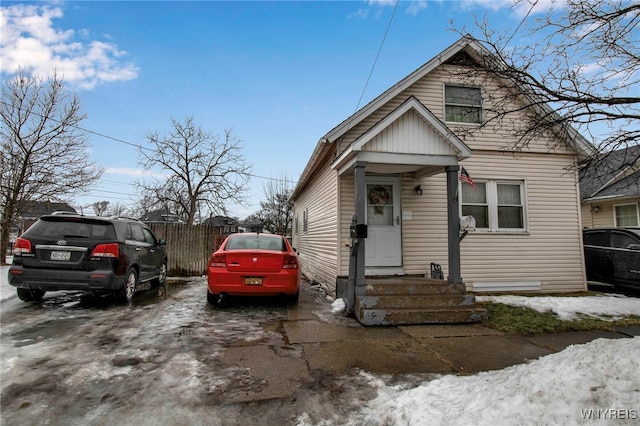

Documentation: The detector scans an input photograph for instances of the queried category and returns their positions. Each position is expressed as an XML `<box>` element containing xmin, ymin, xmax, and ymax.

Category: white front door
<box><xmin>365</xmin><ymin>176</ymin><xmax>402</xmax><ymax>267</ymax></box>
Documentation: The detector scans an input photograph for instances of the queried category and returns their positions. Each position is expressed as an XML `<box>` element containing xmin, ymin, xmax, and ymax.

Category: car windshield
<box><xmin>225</xmin><ymin>234</ymin><xmax>285</xmax><ymax>251</ymax></box>
<box><xmin>26</xmin><ymin>218</ymin><xmax>116</xmax><ymax>240</ymax></box>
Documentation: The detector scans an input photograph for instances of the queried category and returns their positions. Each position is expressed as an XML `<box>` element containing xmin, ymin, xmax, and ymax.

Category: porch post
<box><xmin>354</xmin><ymin>161</ymin><xmax>367</xmax><ymax>295</ymax></box>
<box><xmin>446</xmin><ymin>165</ymin><xmax>462</xmax><ymax>283</ymax></box>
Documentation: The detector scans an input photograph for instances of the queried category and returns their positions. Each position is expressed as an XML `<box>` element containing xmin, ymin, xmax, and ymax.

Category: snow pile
<box><xmin>477</xmin><ymin>294</ymin><xmax>640</xmax><ymax>320</ymax></box>
<box><xmin>331</xmin><ymin>298</ymin><xmax>346</xmax><ymax>314</ymax></box>
<box><xmin>298</xmin><ymin>336</ymin><xmax>640</xmax><ymax>425</ymax></box>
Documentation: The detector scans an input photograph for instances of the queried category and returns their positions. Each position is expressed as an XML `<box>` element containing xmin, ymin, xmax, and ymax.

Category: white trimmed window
<box><xmin>445</xmin><ymin>85</ymin><xmax>482</xmax><ymax>124</ymax></box>
<box><xmin>614</xmin><ymin>203</ymin><xmax>639</xmax><ymax>227</ymax></box>
<box><xmin>461</xmin><ymin>180</ymin><xmax>527</xmax><ymax>232</ymax></box>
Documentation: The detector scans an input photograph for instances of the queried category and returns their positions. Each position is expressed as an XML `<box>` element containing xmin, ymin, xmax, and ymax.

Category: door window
<box><xmin>611</xmin><ymin>232</ymin><xmax>639</xmax><ymax>250</ymax></box>
<box><xmin>143</xmin><ymin>228</ymin><xmax>157</xmax><ymax>245</ymax></box>
<box><xmin>128</xmin><ymin>223</ymin><xmax>147</xmax><ymax>243</ymax></box>
<box><xmin>367</xmin><ymin>184</ymin><xmax>393</xmax><ymax>226</ymax></box>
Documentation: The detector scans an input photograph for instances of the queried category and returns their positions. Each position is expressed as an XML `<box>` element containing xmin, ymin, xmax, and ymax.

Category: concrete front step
<box><xmin>365</xmin><ymin>278</ymin><xmax>467</xmax><ymax>296</ymax></box>
<box><xmin>356</xmin><ymin>294</ymin><xmax>478</xmax><ymax>309</ymax></box>
<box><xmin>353</xmin><ymin>277</ymin><xmax>486</xmax><ymax>325</ymax></box>
<box><xmin>356</xmin><ymin>306</ymin><xmax>488</xmax><ymax>326</ymax></box>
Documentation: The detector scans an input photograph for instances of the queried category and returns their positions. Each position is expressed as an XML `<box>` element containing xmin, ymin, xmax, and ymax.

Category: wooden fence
<box><xmin>148</xmin><ymin>223</ymin><xmax>224</xmax><ymax>276</ymax></box>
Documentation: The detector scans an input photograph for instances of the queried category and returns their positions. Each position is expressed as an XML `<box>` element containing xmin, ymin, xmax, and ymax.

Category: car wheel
<box><xmin>153</xmin><ymin>262</ymin><xmax>167</xmax><ymax>286</ymax></box>
<box><xmin>286</xmin><ymin>290</ymin><xmax>300</xmax><ymax>305</ymax></box>
<box><xmin>122</xmin><ymin>268</ymin><xmax>138</xmax><ymax>303</ymax></box>
<box><xmin>207</xmin><ymin>290</ymin><xmax>219</xmax><ymax>305</ymax></box>
<box><xmin>16</xmin><ymin>288</ymin><xmax>45</xmax><ymax>302</ymax></box>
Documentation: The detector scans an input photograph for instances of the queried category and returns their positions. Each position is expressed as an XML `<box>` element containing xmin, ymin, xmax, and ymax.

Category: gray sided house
<box><xmin>580</xmin><ymin>145</ymin><xmax>640</xmax><ymax>229</ymax></box>
<box><xmin>12</xmin><ymin>201</ymin><xmax>76</xmax><ymax>235</ymax></box>
<box><xmin>202</xmin><ymin>215</ymin><xmax>239</xmax><ymax>237</ymax></box>
<box><xmin>290</xmin><ymin>36</ymin><xmax>595</xmax><ymax>325</ymax></box>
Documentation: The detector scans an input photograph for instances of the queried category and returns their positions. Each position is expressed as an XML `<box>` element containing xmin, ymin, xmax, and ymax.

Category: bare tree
<box><xmin>110</xmin><ymin>202</ymin><xmax>129</xmax><ymax>216</ymax></box>
<box><xmin>451</xmin><ymin>0</ymin><xmax>639</xmax><ymax>158</ymax></box>
<box><xmin>257</xmin><ymin>173</ymin><xmax>294</xmax><ymax>236</ymax></box>
<box><xmin>137</xmin><ymin>117</ymin><xmax>251</xmax><ymax>225</ymax></box>
<box><xmin>0</xmin><ymin>69</ymin><xmax>103</xmax><ymax>264</ymax></box>
<box><xmin>92</xmin><ymin>201</ymin><xmax>110</xmax><ymax>216</ymax></box>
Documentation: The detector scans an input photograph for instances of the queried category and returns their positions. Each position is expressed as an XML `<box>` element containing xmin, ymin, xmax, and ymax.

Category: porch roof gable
<box><xmin>331</xmin><ymin>96</ymin><xmax>471</xmax><ymax>175</ymax></box>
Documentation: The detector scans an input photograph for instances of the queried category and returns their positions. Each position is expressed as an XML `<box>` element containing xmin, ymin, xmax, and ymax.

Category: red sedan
<box><xmin>207</xmin><ymin>233</ymin><xmax>300</xmax><ymax>304</ymax></box>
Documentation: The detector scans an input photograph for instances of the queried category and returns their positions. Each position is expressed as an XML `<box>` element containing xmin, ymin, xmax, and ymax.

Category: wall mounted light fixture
<box><xmin>414</xmin><ymin>185</ymin><xmax>423</xmax><ymax>196</ymax></box>
<box><xmin>591</xmin><ymin>206</ymin><xmax>601</xmax><ymax>213</ymax></box>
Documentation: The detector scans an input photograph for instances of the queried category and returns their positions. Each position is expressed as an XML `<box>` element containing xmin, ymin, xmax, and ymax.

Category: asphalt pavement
<box><xmin>219</xmin><ymin>281</ymin><xmax>640</xmax><ymax>403</ymax></box>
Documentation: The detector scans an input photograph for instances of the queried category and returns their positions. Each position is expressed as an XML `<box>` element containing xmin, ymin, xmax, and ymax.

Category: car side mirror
<box><xmin>627</xmin><ymin>243</ymin><xmax>640</xmax><ymax>251</ymax></box>
<box><xmin>158</xmin><ymin>239</ymin><xmax>167</xmax><ymax>246</ymax></box>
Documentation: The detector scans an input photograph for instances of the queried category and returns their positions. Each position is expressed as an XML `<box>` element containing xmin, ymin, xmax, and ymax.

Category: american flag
<box><xmin>459</xmin><ymin>167</ymin><xmax>476</xmax><ymax>189</ymax></box>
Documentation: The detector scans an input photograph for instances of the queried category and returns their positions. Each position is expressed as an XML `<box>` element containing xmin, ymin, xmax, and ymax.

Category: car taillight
<box><xmin>210</xmin><ymin>253</ymin><xmax>226</xmax><ymax>268</ymax></box>
<box><xmin>282</xmin><ymin>254</ymin><xmax>298</xmax><ymax>269</ymax></box>
<box><xmin>91</xmin><ymin>243</ymin><xmax>119</xmax><ymax>258</ymax></box>
<box><xmin>13</xmin><ymin>238</ymin><xmax>32</xmax><ymax>255</ymax></box>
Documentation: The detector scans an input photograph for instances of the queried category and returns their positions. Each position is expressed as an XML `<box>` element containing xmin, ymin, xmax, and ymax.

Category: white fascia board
<box><xmin>335</xmin><ymin>151</ymin><xmax>459</xmax><ymax>176</ymax></box>
<box><xmin>331</xmin><ymin>97</ymin><xmax>471</xmax><ymax>172</ymax></box>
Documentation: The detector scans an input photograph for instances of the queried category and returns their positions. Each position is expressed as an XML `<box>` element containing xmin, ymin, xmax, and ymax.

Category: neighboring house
<box><xmin>12</xmin><ymin>201</ymin><xmax>76</xmax><ymax>235</ymax></box>
<box><xmin>291</xmin><ymin>36</ymin><xmax>595</xmax><ymax>307</ymax></box>
<box><xmin>202</xmin><ymin>215</ymin><xmax>239</xmax><ymax>236</ymax></box>
<box><xmin>580</xmin><ymin>145</ymin><xmax>640</xmax><ymax>229</ymax></box>
<box><xmin>139</xmin><ymin>209</ymin><xmax>184</xmax><ymax>224</ymax></box>
<box><xmin>238</xmin><ymin>218</ymin><xmax>263</xmax><ymax>233</ymax></box>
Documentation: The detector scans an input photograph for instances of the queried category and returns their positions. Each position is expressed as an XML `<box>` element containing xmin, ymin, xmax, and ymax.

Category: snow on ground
<box><xmin>323</xmin><ymin>295</ymin><xmax>640</xmax><ymax>425</ymax></box>
<box><xmin>301</xmin><ymin>336</ymin><xmax>640</xmax><ymax>425</ymax></box>
<box><xmin>1</xmin><ymin>257</ymin><xmax>13</xmax><ymax>303</ymax></box>
<box><xmin>476</xmin><ymin>294</ymin><xmax>640</xmax><ymax>321</ymax></box>
<box><xmin>3</xmin><ymin>259</ymin><xmax>639</xmax><ymax>424</ymax></box>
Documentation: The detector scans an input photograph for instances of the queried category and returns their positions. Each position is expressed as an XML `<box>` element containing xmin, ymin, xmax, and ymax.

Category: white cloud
<box><xmin>0</xmin><ymin>4</ymin><xmax>139</xmax><ymax>90</ymax></box>
<box><xmin>511</xmin><ymin>0</ymin><xmax>566</xmax><ymax>17</ymax></box>
<box><xmin>105</xmin><ymin>167</ymin><xmax>164</xmax><ymax>179</ymax></box>
<box><xmin>456</xmin><ymin>0</ymin><xmax>566</xmax><ymax>17</ymax></box>
<box><xmin>406</xmin><ymin>1</ymin><xmax>428</xmax><ymax>16</ymax></box>
<box><xmin>368</xmin><ymin>0</ymin><xmax>397</xmax><ymax>7</ymax></box>
<box><xmin>350</xmin><ymin>1</ymin><xmax>428</xmax><ymax>18</ymax></box>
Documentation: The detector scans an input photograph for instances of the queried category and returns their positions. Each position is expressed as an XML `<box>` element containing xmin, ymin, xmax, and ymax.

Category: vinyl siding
<box><xmin>292</xmin><ymin>153</ymin><xmax>339</xmax><ymax>293</ymax></box>
<box><xmin>339</xmin><ymin>64</ymin><xmax>576</xmax><ymax>157</ymax></box>
<box><xmin>336</xmin><ymin>152</ymin><xmax>586</xmax><ymax>292</ymax></box>
<box><xmin>364</xmin><ymin>109</ymin><xmax>458</xmax><ymax>156</ymax></box>
<box><xmin>338</xmin><ymin>174</ymin><xmax>355</xmax><ymax>277</ymax></box>
<box><xmin>581</xmin><ymin>198</ymin><xmax>640</xmax><ymax>228</ymax></box>
<box><xmin>323</xmin><ymin>60</ymin><xmax>587</xmax><ymax>293</ymax></box>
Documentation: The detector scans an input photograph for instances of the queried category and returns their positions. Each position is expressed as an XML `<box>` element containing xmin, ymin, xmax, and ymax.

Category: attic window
<box><xmin>445</xmin><ymin>85</ymin><xmax>482</xmax><ymax>124</ymax></box>
<box><xmin>443</xmin><ymin>50</ymin><xmax>479</xmax><ymax>67</ymax></box>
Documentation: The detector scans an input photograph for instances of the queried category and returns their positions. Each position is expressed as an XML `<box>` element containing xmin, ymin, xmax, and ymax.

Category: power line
<box><xmin>341</xmin><ymin>0</ymin><xmax>399</xmax><ymax>137</ymax></box>
<box><xmin>0</xmin><ymin>99</ymin><xmax>151</xmax><ymax>151</ymax></box>
<box><xmin>1</xmin><ymin>100</ymin><xmax>299</xmax><ymax>184</ymax></box>
<box><xmin>353</xmin><ymin>0</ymin><xmax>400</xmax><ymax>114</ymax></box>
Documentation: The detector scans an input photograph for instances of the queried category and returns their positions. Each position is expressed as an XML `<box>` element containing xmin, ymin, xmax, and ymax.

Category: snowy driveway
<box><xmin>2</xmin><ymin>272</ymin><xmax>640</xmax><ymax>425</ymax></box>
<box><xmin>0</xmin><ymin>278</ymin><xmax>318</xmax><ymax>424</ymax></box>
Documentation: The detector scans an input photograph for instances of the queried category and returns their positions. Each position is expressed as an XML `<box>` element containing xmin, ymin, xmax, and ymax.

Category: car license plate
<box><xmin>245</xmin><ymin>277</ymin><xmax>262</xmax><ymax>286</ymax></box>
<box><xmin>50</xmin><ymin>251</ymin><xmax>71</xmax><ymax>261</ymax></box>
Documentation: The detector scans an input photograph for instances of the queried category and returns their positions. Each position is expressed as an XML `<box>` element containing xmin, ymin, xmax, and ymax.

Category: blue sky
<box><xmin>1</xmin><ymin>0</ymin><xmax>543</xmax><ymax>219</ymax></box>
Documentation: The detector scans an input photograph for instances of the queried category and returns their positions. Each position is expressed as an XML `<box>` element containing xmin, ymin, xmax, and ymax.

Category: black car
<box><xmin>583</xmin><ymin>228</ymin><xmax>640</xmax><ymax>289</ymax></box>
<box><xmin>9</xmin><ymin>212</ymin><xmax>168</xmax><ymax>302</ymax></box>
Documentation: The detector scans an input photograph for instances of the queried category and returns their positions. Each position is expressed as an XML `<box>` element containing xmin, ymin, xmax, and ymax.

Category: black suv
<box><xmin>583</xmin><ymin>228</ymin><xmax>640</xmax><ymax>290</ymax></box>
<box><xmin>9</xmin><ymin>212</ymin><xmax>168</xmax><ymax>303</ymax></box>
